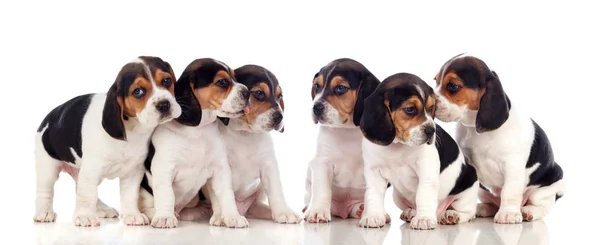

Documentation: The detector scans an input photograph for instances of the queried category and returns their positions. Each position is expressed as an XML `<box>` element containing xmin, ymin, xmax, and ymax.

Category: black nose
<box><xmin>241</xmin><ymin>89</ymin><xmax>250</xmax><ymax>100</ymax></box>
<box><xmin>156</xmin><ymin>101</ymin><xmax>171</xmax><ymax>113</ymax></box>
<box><xmin>313</xmin><ymin>103</ymin><xmax>324</xmax><ymax>116</ymax></box>
<box><xmin>424</xmin><ymin>127</ymin><xmax>435</xmax><ymax>137</ymax></box>
<box><xmin>272</xmin><ymin>112</ymin><xmax>283</xmax><ymax>125</ymax></box>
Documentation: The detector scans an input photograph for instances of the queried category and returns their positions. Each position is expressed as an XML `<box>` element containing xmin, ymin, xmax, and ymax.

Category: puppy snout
<box><xmin>156</xmin><ymin>100</ymin><xmax>171</xmax><ymax>114</ymax></box>
<box><xmin>272</xmin><ymin>112</ymin><xmax>283</xmax><ymax>125</ymax></box>
<box><xmin>313</xmin><ymin>103</ymin><xmax>324</xmax><ymax>116</ymax></box>
<box><xmin>424</xmin><ymin>126</ymin><xmax>435</xmax><ymax>137</ymax></box>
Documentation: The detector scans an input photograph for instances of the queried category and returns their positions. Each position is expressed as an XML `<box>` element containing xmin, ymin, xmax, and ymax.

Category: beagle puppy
<box><xmin>33</xmin><ymin>56</ymin><xmax>181</xmax><ymax>226</ymax></box>
<box><xmin>303</xmin><ymin>58</ymin><xmax>381</xmax><ymax>223</ymax></box>
<box><xmin>205</xmin><ymin>64</ymin><xmax>302</xmax><ymax>224</ymax></box>
<box><xmin>358</xmin><ymin>73</ymin><xmax>479</xmax><ymax>230</ymax></box>
<box><xmin>138</xmin><ymin>58</ymin><xmax>251</xmax><ymax>229</ymax></box>
<box><xmin>433</xmin><ymin>53</ymin><xmax>565</xmax><ymax>224</ymax></box>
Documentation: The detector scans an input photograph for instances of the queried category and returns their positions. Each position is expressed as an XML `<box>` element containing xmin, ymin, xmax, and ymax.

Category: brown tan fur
<box><xmin>194</xmin><ymin>70</ymin><xmax>234</xmax><ymax>110</ymax></box>
<box><xmin>275</xmin><ymin>85</ymin><xmax>284</xmax><ymax>112</ymax></box>
<box><xmin>243</xmin><ymin>82</ymin><xmax>272</xmax><ymax>124</ymax></box>
<box><xmin>123</xmin><ymin>75</ymin><xmax>153</xmax><ymax>117</ymax></box>
<box><xmin>439</xmin><ymin>71</ymin><xmax>484</xmax><ymax>110</ymax></box>
<box><xmin>154</xmin><ymin>68</ymin><xmax>175</xmax><ymax>94</ymax></box>
<box><xmin>387</xmin><ymin>96</ymin><xmax>427</xmax><ymax>142</ymax></box>
<box><xmin>425</xmin><ymin>95</ymin><xmax>436</xmax><ymax>118</ymax></box>
<box><xmin>325</xmin><ymin>76</ymin><xmax>357</xmax><ymax>123</ymax></box>
<box><xmin>312</xmin><ymin>74</ymin><xmax>324</xmax><ymax>99</ymax></box>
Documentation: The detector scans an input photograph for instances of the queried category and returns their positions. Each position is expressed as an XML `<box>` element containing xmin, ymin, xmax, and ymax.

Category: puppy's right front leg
<box><xmin>303</xmin><ymin>158</ymin><xmax>333</xmax><ymax>223</ymax></box>
<box><xmin>150</xmin><ymin>165</ymin><xmax>177</xmax><ymax>228</ymax></box>
<box><xmin>208</xmin><ymin>161</ymin><xmax>249</xmax><ymax>228</ymax></box>
<box><xmin>73</xmin><ymin>160</ymin><xmax>102</xmax><ymax>227</ymax></box>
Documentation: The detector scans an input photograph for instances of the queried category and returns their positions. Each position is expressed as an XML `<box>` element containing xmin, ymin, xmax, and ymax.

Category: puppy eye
<box><xmin>403</xmin><ymin>106</ymin><xmax>417</xmax><ymax>116</ymax></box>
<box><xmin>253</xmin><ymin>91</ymin><xmax>266</xmax><ymax>101</ymax></box>
<box><xmin>162</xmin><ymin>78</ymin><xmax>172</xmax><ymax>87</ymax></box>
<box><xmin>314</xmin><ymin>83</ymin><xmax>320</xmax><ymax>91</ymax></box>
<box><xmin>334</xmin><ymin>85</ymin><xmax>348</xmax><ymax>95</ymax></box>
<box><xmin>429</xmin><ymin>106</ymin><xmax>434</xmax><ymax>112</ymax></box>
<box><xmin>132</xmin><ymin>88</ymin><xmax>146</xmax><ymax>98</ymax></box>
<box><xmin>216</xmin><ymin>79</ymin><xmax>229</xmax><ymax>87</ymax></box>
<box><xmin>447</xmin><ymin>82</ymin><xmax>461</xmax><ymax>93</ymax></box>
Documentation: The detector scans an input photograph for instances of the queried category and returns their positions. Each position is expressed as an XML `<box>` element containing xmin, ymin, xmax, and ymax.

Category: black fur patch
<box><xmin>140</xmin><ymin>142</ymin><xmax>155</xmax><ymax>195</ymax></box>
<box><xmin>435</xmin><ymin>124</ymin><xmax>478</xmax><ymax>196</ymax></box>
<box><xmin>526</xmin><ymin>119</ymin><xmax>564</xmax><ymax>188</ymax></box>
<box><xmin>38</xmin><ymin>94</ymin><xmax>94</xmax><ymax>164</ymax></box>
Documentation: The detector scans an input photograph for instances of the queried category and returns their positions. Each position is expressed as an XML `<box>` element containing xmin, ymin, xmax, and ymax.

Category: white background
<box><xmin>1</xmin><ymin>0</ymin><xmax>598</xmax><ymax>244</ymax></box>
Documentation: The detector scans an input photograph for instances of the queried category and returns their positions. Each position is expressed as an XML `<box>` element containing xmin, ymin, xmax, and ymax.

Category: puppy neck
<box><xmin>224</xmin><ymin>118</ymin><xmax>256</xmax><ymax>133</ymax></box>
<box><xmin>123</xmin><ymin>116</ymin><xmax>156</xmax><ymax>135</ymax></box>
<box><xmin>460</xmin><ymin>109</ymin><xmax>478</xmax><ymax>128</ymax></box>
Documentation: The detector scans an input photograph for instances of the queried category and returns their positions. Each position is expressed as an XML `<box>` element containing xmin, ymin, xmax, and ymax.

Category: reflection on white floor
<box><xmin>31</xmin><ymin>217</ymin><xmax>549</xmax><ymax>245</ymax></box>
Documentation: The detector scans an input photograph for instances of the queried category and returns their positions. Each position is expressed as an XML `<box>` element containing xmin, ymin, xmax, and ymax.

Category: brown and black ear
<box><xmin>102</xmin><ymin>80</ymin><xmax>127</xmax><ymax>140</ymax></box>
<box><xmin>359</xmin><ymin>91</ymin><xmax>395</xmax><ymax>145</ymax></box>
<box><xmin>353</xmin><ymin>71</ymin><xmax>380</xmax><ymax>126</ymax></box>
<box><xmin>174</xmin><ymin>70</ymin><xmax>203</xmax><ymax>126</ymax></box>
<box><xmin>218</xmin><ymin>117</ymin><xmax>230</xmax><ymax>126</ymax></box>
<box><xmin>476</xmin><ymin>72</ymin><xmax>509</xmax><ymax>133</ymax></box>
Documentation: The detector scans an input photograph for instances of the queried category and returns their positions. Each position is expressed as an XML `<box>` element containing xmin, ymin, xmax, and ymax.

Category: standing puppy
<box><xmin>139</xmin><ymin>58</ymin><xmax>251</xmax><ymax>228</ymax></box>
<box><xmin>303</xmin><ymin>58</ymin><xmax>380</xmax><ymax>223</ymax></box>
<box><xmin>358</xmin><ymin>73</ymin><xmax>478</xmax><ymax>230</ymax></box>
<box><xmin>209</xmin><ymin>64</ymin><xmax>302</xmax><ymax>224</ymax></box>
<box><xmin>433</xmin><ymin>53</ymin><xmax>565</xmax><ymax>224</ymax></box>
<box><xmin>34</xmin><ymin>56</ymin><xmax>181</xmax><ymax>226</ymax></box>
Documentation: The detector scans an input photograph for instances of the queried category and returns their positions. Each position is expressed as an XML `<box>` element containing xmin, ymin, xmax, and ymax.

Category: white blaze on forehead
<box><xmin>415</xmin><ymin>84</ymin><xmax>425</xmax><ymax>102</ymax></box>
<box><xmin>325</xmin><ymin>64</ymin><xmax>337</xmax><ymax>84</ymax></box>
<box><xmin>263</xmin><ymin>68</ymin><xmax>275</xmax><ymax>87</ymax></box>
<box><xmin>212</xmin><ymin>59</ymin><xmax>231</xmax><ymax>74</ymax></box>
<box><xmin>129</xmin><ymin>57</ymin><xmax>158</xmax><ymax>93</ymax></box>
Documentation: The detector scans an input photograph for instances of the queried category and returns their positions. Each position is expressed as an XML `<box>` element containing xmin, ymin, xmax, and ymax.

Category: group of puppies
<box><xmin>32</xmin><ymin>53</ymin><xmax>565</xmax><ymax>231</ymax></box>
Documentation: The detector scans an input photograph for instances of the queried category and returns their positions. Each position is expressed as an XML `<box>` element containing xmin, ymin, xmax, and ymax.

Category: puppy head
<box><xmin>311</xmin><ymin>58</ymin><xmax>380</xmax><ymax>127</ymax></box>
<box><xmin>174</xmin><ymin>58</ymin><xmax>250</xmax><ymax>126</ymax></box>
<box><xmin>220</xmin><ymin>64</ymin><xmax>285</xmax><ymax>133</ymax></box>
<box><xmin>360</xmin><ymin>73</ymin><xmax>437</xmax><ymax>146</ymax></box>
<box><xmin>102</xmin><ymin>56</ymin><xmax>181</xmax><ymax>140</ymax></box>
<box><xmin>433</xmin><ymin>53</ymin><xmax>510</xmax><ymax>133</ymax></box>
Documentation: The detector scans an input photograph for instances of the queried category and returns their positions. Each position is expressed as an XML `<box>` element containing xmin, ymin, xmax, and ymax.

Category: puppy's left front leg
<box><xmin>209</xmin><ymin>160</ymin><xmax>249</xmax><ymax>228</ymax></box>
<box><xmin>73</xmin><ymin>159</ymin><xmax>103</xmax><ymax>227</ymax></box>
<box><xmin>495</xmin><ymin>156</ymin><xmax>526</xmax><ymax>224</ymax></box>
<box><xmin>261</xmin><ymin>161</ymin><xmax>302</xmax><ymax>224</ymax></box>
<box><xmin>119</xmin><ymin>164</ymin><xmax>149</xmax><ymax>226</ymax></box>
<box><xmin>358</xmin><ymin>164</ymin><xmax>391</xmax><ymax>228</ymax></box>
<box><xmin>410</xmin><ymin>157</ymin><xmax>440</xmax><ymax>230</ymax></box>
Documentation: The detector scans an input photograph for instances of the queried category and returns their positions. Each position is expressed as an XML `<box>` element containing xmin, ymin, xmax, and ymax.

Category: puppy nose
<box><xmin>156</xmin><ymin>101</ymin><xmax>171</xmax><ymax>113</ymax></box>
<box><xmin>241</xmin><ymin>89</ymin><xmax>250</xmax><ymax>100</ymax></box>
<box><xmin>424</xmin><ymin>127</ymin><xmax>435</xmax><ymax>137</ymax></box>
<box><xmin>273</xmin><ymin>112</ymin><xmax>283</xmax><ymax>125</ymax></box>
<box><xmin>313</xmin><ymin>103</ymin><xmax>324</xmax><ymax>116</ymax></box>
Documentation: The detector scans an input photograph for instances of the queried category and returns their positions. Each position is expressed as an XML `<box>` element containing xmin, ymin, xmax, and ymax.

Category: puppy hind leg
<box><xmin>521</xmin><ymin>180</ymin><xmax>565</xmax><ymax>221</ymax></box>
<box><xmin>476</xmin><ymin>187</ymin><xmax>499</xmax><ymax>218</ymax></box>
<box><xmin>442</xmin><ymin>183</ymin><xmax>478</xmax><ymax>225</ymax></box>
<box><xmin>34</xmin><ymin>151</ymin><xmax>61</xmax><ymax>223</ymax></box>
<box><xmin>393</xmin><ymin>190</ymin><xmax>415</xmax><ymax>223</ymax></box>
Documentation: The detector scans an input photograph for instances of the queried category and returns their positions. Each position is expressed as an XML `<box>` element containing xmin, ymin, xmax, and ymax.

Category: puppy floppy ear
<box><xmin>476</xmin><ymin>73</ymin><xmax>509</xmax><ymax>133</ymax></box>
<box><xmin>360</xmin><ymin>91</ymin><xmax>395</xmax><ymax>145</ymax></box>
<box><xmin>102</xmin><ymin>81</ymin><xmax>127</xmax><ymax>140</ymax></box>
<box><xmin>174</xmin><ymin>71</ymin><xmax>202</xmax><ymax>126</ymax></box>
<box><xmin>218</xmin><ymin>117</ymin><xmax>230</xmax><ymax>126</ymax></box>
<box><xmin>353</xmin><ymin>72</ymin><xmax>380</xmax><ymax>126</ymax></box>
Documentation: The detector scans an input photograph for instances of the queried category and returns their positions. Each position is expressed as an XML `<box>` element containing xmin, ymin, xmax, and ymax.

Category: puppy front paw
<box><xmin>494</xmin><ymin>209</ymin><xmax>523</xmax><ymax>224</ymax></box>
<box><xmin>358</xmin><ymin>213</ymin><xmax>391</xmax><ymax>228</ymax></box>
<box><xmin>73</xmin><ymin>213</ymin><xmax>100</xmax><ymax>227</ymax></box>
<box><xmin>272</xmin><ymin>209</ymin><xmax>302</xmax><ymax>224</ymax></box>
<box><xmin>122</xmin><ymin>212</ymin><xmax>149</xmax><ymax>226</ymax></box>
<box><xmin>303</xmin><ymin>206</ymin><xmax>331</xmax><ymax>223</ymax></box>
<box><xmin>34</xmin><ymin>210</ymin><xmax>57</xmax><ymax>223</ymax></box>
<box><xmin>151</xmin><ymin>213</ymin><xmax>178</xmax><ymax>228</ymax></box>
<box><xmin>410</xmin><ymin>215</ymin><xmax>437</xmax><ymax>230</ymax></box>
<box><xmin>210</xmin><ymin>214</ymin><xmax>249</xmax><ymax>228</ymax></box>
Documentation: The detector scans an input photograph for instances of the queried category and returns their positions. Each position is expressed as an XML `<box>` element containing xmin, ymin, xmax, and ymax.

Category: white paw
<box><xmin>410</xmin><ymin>215</ymin><xmax>437</xmax><ymax>230</ymax></box>
<box><xmin>272</xmin><ymin>209</ymin><xmax>302</xmax><ymax>224</ymax></box>
<box><xmin>122</xmin><ymin>212</ymin><xmax>149</xmax><ymax>226</ymax></box>
<box><xmin>73</xmin><ymin>213</ymin><xmax>100</xmax><ymax>227</ymax></box>
<box><xmin>33</xmin><ymin>210</ymin><xmax>56</xmax><ymax>223</ymax></box>
<box><xmin>151</xmin><ymin>213</ymin><xmax>178</xmax><ymax>228</ymax></box>
<box><xmin>494</xmin><ymin>209</ymin><xmax>523</xmax><ymax>224</ymax></box>
<box><xmin>476</xmin><ymin>203</ymin><xmax>498</xmax><ymax>217</ymax></box>
<box><xmin>96</xmin><ymin>206</ymin><xmax>119</xmax><ymax>218</ymax></box>
<box><xmin>210</xmin><ymin>214</ymin><xmax>249</xmax><ymax>228</ymax></box>
<box><xmin>303</xmin><ymin>206</ymin><xmax>331</xmax><ymax>223</ymax></box>
<box><xmin>358</xmin><ymin>213</ymin><xmax>390</xmax><ymax>228</ymax></box>
<box><xmin>400</xmin><ymin>208</ymin><xmax>416</xmax><ymax>222</ymax></box>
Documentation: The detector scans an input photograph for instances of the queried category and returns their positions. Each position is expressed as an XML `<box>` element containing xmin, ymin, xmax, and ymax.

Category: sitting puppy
<box><xmin>204</xmin><ymin>64</ymin><xmax>302</xmax><ymax>224</ymax></box>
<box><xmin>433</xmin><ymin>53</ymin><xmax>565</xmax><ymax>224</ymax></box>
<box><xmin>303</xmin><ymin>58</ymin><xmax>381</xmax><ymax>223</ymax></box>
<box><xmin>358</xmin><ymin>73</ymin><xmax>479</xmax><ymax>230</ymax></box>
<box><xmin>34</xmin><ymin>56</ymin><xmax>181</xmax><ymax>226</ymax></box>
<box><xmin>138</xmin><ymin>58</ymin><xmax>251</xmax><ymax>228</ymax></box>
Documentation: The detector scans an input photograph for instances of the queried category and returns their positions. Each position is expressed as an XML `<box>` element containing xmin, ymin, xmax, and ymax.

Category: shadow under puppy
<box><xmin>433</xmin><ymin>53</ymin><xmax>565</xmax><ymax>224</ymax></box>
<box><xmin>138</xmin><ymin>58</ymin><xmax>251</xmax><ymax>228</ymax></box>
<box><xmin>200</xmin><ymin>64</ymin><xmax>302</xmax><ymax>224</ymax></box>
<box><xmin>34</xmin><ymin>56</ymin><xmax>181</xmax><ymax>226</ymax></box>
<box><xmin>303</xmin><ymin>58</ymin><xmax>381</xmax><ymax>223</ymax></box>
<box><xmin>359</xmin><ymin>73</ymin><xmax>478</xmax><ymax>230</ymax></box>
